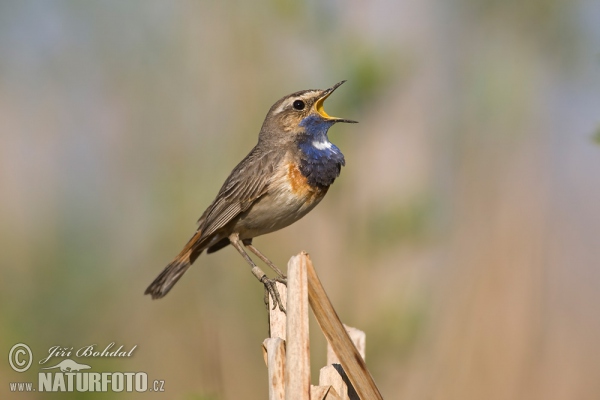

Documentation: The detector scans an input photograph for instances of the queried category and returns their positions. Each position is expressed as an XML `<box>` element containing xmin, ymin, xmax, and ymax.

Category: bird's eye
<box><xmin>293</xmin><ymin>100</ymin><xmax>305</xmax><ymax>110</ymax></box>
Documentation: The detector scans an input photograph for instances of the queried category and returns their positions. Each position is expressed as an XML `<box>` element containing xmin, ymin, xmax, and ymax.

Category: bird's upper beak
<box><xmin>314</xmin><ymin>81</ymin><xmax>358</xmax><ymax>124</ymax></box>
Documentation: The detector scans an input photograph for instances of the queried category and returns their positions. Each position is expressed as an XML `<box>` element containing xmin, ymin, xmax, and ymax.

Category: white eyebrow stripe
<box><xmin>273</xmin><ymin>91</ymin><xmax>320</xmax><ymax>115</ymax></box>
<box><xmin>274</xmin><ymin>99</ymin><xmax>291</xmax><ymax>115</ymax></box>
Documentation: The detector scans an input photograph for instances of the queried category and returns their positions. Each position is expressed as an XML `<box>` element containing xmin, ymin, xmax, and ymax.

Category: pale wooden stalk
<box><xmin>263</xmin><ymin>282</ymin><xmax>287</xmax><ymax>400</ymax></box>
<box><xmin>262</xmin><ymin>338</ymin><xmax>286</xmax><ymax>400</ymax></box>
<box><xmin>310</xmin><ymin>385</ymin><xmax>329</xmax><ymax>400</ymax></box>
<box><xmin>269</xmin><ymin>282</ymin><xmax>287</xmax><ymax>340</ymax></box>
<box><xmin>310</xmin><ymin>384</ymin><xmax>342</xmax><ymax>400</ymax></box>
<box><xmin>304</xmin><ymin>253</ymin><xmax>383</xmax><ymax>400</ymax></box>
<box><xmin>327</xmin><ymin>325</ymin><xmax>365</xmax><ymax>365</ymax></box>
<box><xmin>285</xmin><ymin>254</ymin><xmax>310</xmax><ymax>400</ymax></box>
<box><xmin>319</xmin><ymin>365</ymin><xmax>349</xmax><ymax>400</ymax></box>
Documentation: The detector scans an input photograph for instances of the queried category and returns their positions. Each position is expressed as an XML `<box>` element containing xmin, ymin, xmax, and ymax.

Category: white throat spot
<box><xmin>312</xmin><ymin>140</ymin><xmax>333</xmax><ymax>151</ymax></box>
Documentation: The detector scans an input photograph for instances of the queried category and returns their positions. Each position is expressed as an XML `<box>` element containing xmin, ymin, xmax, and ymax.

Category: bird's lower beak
<box><xmin>314</xmin><ymin>80</ymin><xmax>358</xmax><ymax>124</ymax></box>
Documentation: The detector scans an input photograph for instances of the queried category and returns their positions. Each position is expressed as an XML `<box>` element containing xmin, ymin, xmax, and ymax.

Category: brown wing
<box><xmin>196</xmin><ymin>145</ymin><xmax>281</xmax><ymax>240</ymax></box>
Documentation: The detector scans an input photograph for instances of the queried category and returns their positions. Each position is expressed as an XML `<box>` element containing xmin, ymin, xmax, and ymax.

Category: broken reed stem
<box><xmin>263</xmin><ymin>253</ymin><xmax>382</xmax><ymax>400</ymax></box>
<box><xmin>304</xmin><ymin>253</ymin><xmax>383</xmax><ymax>400</ymax></box>
<box><xmin>263</xmin><ymin>282</ymin><xmax>288</xmax><ymax>400</ymax></box>
<box><xmin>285</xmin><ymin>254</ymin><xmax>311</xmax><ymax>400</ymax></box>
<box><xmin>262</xmin><ymin>337</ymin><xmax>286</xmax><ymax>400</ymax></box>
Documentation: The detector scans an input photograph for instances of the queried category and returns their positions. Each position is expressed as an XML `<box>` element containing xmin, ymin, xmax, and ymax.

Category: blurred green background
<box><xmin>1</xmin><ymin>1</ymin><xmax>600</xmax><ymax>399</ymax></box>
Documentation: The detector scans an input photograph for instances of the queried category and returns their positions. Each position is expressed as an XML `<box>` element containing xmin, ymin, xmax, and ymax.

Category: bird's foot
<box><xmin>261</xmin><ymin>276</ymin><xmax>286</xmax><ymax>313</ymax></box>
<box><xmin>275</xmin><ymin>276</ymin><xmax>287</xmax><ymax>285</ymax></box>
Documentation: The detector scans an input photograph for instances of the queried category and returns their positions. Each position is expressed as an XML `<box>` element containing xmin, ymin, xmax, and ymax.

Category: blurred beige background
<box><xmin>1</xmin><ymin>1</ymin><xmax>600</xmax><ymax>399</ymax></box>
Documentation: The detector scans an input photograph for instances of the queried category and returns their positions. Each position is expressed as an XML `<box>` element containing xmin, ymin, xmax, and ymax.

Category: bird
<box><xmin>145</xmin><ymin>81</ymin><xmax>357</xmax><ymax>310</ymax></box>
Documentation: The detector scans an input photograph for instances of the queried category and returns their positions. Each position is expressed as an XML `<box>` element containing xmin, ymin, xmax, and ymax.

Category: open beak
<box><xmin>314</xmin><ymin>80</ymin><xmax>358</xmax><ymax>124</ymax></box>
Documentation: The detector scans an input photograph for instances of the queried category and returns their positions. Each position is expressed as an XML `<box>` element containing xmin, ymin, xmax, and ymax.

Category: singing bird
<box><xmin>145</xmin><ymin>81</ymin><xmax>357</xmax><ymax>310</ymax></box>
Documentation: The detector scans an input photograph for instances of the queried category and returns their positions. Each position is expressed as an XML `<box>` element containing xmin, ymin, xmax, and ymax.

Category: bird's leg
<box><xmin>242</xmin><ymin>239</ymin><xmax>287</xmax><ymax>281</ymax></box>
<box><xmin>229</xmin><ymin>234</ymin><xmax>286</xmax><ymax>313</ymax></box>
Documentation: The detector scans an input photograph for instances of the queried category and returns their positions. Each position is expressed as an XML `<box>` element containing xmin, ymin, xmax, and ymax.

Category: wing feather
<box><xmin>197</xmin><ymin>146</ymin><xmax>280</xmax><ymax>239</ymax></box>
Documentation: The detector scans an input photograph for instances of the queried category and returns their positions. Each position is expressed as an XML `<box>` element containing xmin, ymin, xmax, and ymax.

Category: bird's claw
<box><xmin>275</xmin><ymin>276</ymin><xmax>287</xmax><ymax>285</ymax></box>
<box><xmin>261</xmin><ymin>276</ymin><xmax>286</xmax><ymax>314</ymax></box>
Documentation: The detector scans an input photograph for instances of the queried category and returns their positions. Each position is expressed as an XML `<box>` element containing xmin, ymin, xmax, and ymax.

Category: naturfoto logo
<box><xmin>8</xmin><ymin>342</ymin><xmax>165</xmax><ymax>393</ymax></box>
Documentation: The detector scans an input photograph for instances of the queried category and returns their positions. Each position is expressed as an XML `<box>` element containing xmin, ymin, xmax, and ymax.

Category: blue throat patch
<box><xmin>297</xmin><ymin>115</ymin><xmax>346</xmax><ymax>187</ymax></box>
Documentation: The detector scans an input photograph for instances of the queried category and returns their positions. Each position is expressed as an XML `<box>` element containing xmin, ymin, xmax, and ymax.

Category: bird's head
<box><xmin>259</xmin><ymin>81</ymin><xmax>357</xmax><ymax>144</ymax></box>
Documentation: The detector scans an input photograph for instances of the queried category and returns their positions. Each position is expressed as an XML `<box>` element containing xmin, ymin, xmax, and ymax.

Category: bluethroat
<box><xmin>145</xmin><ymin>81</ymin><xmax>357</xmax><ymax>310</ymax></box>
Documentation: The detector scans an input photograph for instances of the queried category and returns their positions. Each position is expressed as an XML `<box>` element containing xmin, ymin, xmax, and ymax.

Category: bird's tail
<box><xmin>145</xmin><ymin>230</ymin><xmax>205</xmax><ymax>299</ymax></box>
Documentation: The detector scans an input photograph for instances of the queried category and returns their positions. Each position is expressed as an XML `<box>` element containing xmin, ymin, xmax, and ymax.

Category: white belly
<box><xmin>234</xmin><ymin>163</ymin><xmax>327</xmax><ymax>239</ymax></box>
